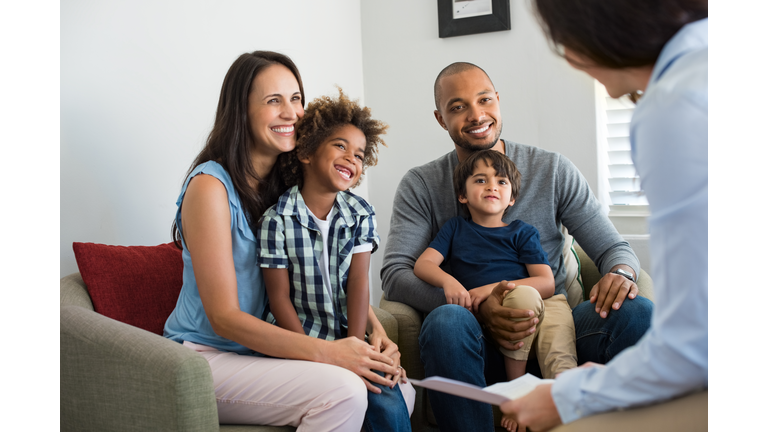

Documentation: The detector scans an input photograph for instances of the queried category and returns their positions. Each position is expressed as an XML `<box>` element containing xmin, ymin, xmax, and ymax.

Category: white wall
<box><xmin>61</xmin><ymin>0</ymin><xmax>367</xmax><ymax>277</ymax></box>
<box><xmin>360</xmin><ymin>0</ymin><xmax>600</xmax><ymax>304</ymax></box>
<box><xmin>61</xmin><ymin>0</ymin><xmax>619</xmax><ymax>304</ymax></box>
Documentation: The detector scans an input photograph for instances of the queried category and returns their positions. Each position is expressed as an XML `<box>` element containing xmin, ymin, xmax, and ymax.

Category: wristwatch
<box><xmin>611</xmin><ymin>268</ymin><xmax>635</xmax><ymax>283</ymax></box>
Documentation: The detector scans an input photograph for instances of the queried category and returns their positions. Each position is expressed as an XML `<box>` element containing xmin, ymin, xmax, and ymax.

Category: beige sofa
<box><xmin>60</xmin><ymin>272</ymin><xmax>399</xmax><ymax>432</ymax></box>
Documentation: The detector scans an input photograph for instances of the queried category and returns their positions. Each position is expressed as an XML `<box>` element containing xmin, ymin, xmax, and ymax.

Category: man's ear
<box><xmin>458</xmin><ymin>194</ymin><xmax>468</xmax><ymax>204</ymax></box>
<box><xmin>508</xmin><ymin>198</ymin><xmax>516</xmax><ymax>207</ymax></box>
<box><xmin>434</xmin><ymin>110</ymin><xmax>447</xmax><ymax>130</ymax></box>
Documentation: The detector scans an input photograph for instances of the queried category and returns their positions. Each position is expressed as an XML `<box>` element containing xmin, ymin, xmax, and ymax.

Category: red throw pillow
<box><xmin>72</xmin><ymin>242</ymin><xmax>183</xmax><ymax>335</ymax></box>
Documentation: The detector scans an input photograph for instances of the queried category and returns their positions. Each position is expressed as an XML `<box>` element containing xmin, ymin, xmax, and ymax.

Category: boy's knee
<box><xmin>502</xmin><ymin>285</ymin><xmax>544</xmax><ymax>318</ymax></box>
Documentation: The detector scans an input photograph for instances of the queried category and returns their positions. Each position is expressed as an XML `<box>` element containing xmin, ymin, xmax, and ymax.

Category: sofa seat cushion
<box><xmin>72</xmin><ymin>242</ymin><xmax>183</xmax><ymax>335</ymax></box>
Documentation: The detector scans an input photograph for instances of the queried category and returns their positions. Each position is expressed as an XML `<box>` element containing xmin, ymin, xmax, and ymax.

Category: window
<box><xmin>595</xmin><ymin>84</ymin><xmax>650</xmax><ymax>271</ymax></box>
<box><xmin>595</xmin><ymin>84</ymin><xmax>648</xmax><ymax>214</ymax></box>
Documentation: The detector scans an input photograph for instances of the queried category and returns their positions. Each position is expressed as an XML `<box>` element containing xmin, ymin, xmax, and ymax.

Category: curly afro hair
<box><xmin>280</xmin><ymin>87</ymin><xmax>388</xmax><ymax>189</ymax></box>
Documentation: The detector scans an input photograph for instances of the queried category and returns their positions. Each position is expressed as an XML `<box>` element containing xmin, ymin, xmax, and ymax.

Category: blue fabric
<box><xmin>428</xmin><ymin>217</ymin><xmax>549</xmax><ymax>289</ymax></box>
<box><xmin>419</xmin><ymin>302</ymin><xmax>652</xmax><ymax>432</ymax></box>
<box><xmin>552</xmin><ymin>18</ymin><xmax>708</xmax><ymax>422</ymax></box>
<box><xmin>256</xmin><ymin>185</ymin><xmax>380</xmax><ymax>341</ymax></box>
<box><xmin>163</xmin><ymin>161</ymin><xmax>267</xmax><ymax>355</ymax></box>
<box><xmin>571</xmin><ymin>297</ymin><xmax>654</xmax><ymax>365</ymax></box>
<box><xmin>363</xmin><ymin>372</ymin><xmax>412</xmax><ymax>432</ymax></box>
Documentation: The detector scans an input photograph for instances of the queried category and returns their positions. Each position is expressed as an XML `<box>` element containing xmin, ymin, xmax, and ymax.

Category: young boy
<box><xmin>256</xmin><ymin>89</ymin><xmax>414</xmax><ymax>432</ymax></box>
<box><xmin>414</xmin><ymin>149</ymin><xmax>578</xmax><ymax>385</ymax></box>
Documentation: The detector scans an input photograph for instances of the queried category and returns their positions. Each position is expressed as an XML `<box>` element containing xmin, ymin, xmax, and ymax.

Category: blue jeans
<box><xmin>363</xmin><ymin>371</ymin><xmax>411</xmax><ymax>432</ymax></box>
<box><xmin>419</xmin><ymin>298</ymin><xmax>653</xmax><ymax>432</ymax></box>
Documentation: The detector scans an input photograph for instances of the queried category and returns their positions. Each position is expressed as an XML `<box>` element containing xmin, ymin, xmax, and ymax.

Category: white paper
<box><xmin>483</xmin><ymin>374</ymin><xmax>555</xmax><ymax>400</ymax></box>
<box><xmin>410</xmin><ymin>373</ymin><xmax>554</xmax><ymax>406</ymax></box>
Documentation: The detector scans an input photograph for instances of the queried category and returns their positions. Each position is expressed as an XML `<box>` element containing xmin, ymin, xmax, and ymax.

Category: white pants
<box><xmin>184</xmin><ymin>341</ymin><xmax>368</xmax><ymax>432</ymax></box>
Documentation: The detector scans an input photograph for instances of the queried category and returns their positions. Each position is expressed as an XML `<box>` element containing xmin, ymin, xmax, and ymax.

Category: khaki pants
<box><xmin>552</xmin><ymin>390</ymin><xmax>707</xmax><ymax>432</ymax></box>
<box><xmin>499</xmin><ymin>288</ymin><xmax>577</xmax><ymax>379</ymax></box>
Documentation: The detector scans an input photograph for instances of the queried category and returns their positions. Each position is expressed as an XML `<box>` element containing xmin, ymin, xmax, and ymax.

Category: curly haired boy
<box><xmin>256</xmin><ymin>88</ymin><xmax>414</xmax><ymax>431</ymax></box>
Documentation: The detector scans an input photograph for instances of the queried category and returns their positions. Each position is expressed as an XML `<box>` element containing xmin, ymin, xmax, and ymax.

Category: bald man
<box><xmin>381</xmin><ymin>62</ymin><xmax>653</xmax><ymax>432</ymax></box>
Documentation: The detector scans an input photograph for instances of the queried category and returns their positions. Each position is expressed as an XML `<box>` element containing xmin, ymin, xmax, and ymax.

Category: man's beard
<box><xmin>450</xmin><ymin>120</ymin><xmax>503</xmax><ymax>152</ymax></box>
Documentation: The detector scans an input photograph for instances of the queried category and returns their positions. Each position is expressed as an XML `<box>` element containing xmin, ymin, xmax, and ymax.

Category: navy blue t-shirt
<box><xmin>428</xmin><ymin>217</ymin><xmax>550</xmax><ymax>290</ymax></box>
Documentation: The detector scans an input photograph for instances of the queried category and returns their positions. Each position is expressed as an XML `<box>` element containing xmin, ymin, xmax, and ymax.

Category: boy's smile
<box><xmin>459</xmin><ymin>160</ymin><xmax>514</xmax><ymax>226</ymax></box>
<box><xmin>301</xmin><ymin>124</ymin><xmax>366</xmax><ymax>195</ymax></box>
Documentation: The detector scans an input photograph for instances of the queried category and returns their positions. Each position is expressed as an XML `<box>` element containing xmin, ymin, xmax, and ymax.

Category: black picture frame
<box><xmin>438</xmin><ymin>0</ymin><xmax>511</xmax><ymax>38</ymax></box>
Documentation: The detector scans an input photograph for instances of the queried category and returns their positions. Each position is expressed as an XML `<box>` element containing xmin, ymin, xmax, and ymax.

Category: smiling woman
<box><xmin>247</xmin><ymin>64</ymin><xmax>305</xmax><ymax>163</ymax></box>
<box><xmin>163</xmin><ymin>52</ymin><xmax>407</xmax><ymax>430</ymax></box>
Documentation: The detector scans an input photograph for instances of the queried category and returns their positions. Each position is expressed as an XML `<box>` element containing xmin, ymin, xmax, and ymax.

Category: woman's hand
<box><xmin>321</xmin><ymin>336</ymin><xmax>398</xmax><ymax>393</ymax></box>
<box><xmin>367</xmin><ymin>306</ymin><xmax>406</xmax><ymax>386</ymax></box>
<box><xmin>368</xmin><ymin>322</ymin><xmax>406</xmax><ymax>386</ymax></box>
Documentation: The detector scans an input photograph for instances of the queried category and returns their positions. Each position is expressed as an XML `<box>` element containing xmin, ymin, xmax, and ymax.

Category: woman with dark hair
<box><xmin>163</xmin><ymin>51</ymin><xmax>402</xmax><ymax>431</ymax></box>
<box><xmin>500</xmin><ymin>1</ymin><xmax>708</xmax><ymax>431</ymax></box>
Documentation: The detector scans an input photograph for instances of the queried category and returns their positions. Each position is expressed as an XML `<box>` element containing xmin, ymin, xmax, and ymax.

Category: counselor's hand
<box><xmin>477</xmin><ymin>281</ymin><xmax>538</xmax><ymax>351</ymax></box>
<box><xmin>589</xmin><ymin>266</ymin><xmax>638</xmax><ymax>318</ymax></box>
<box><xmin>500</xmin><ymin>383</ymin><xmax>561</xmax><ymax>432</ymax></box>
<box><xmin>322</xmin><ymin>337</ymin><xmax>398</xmax><ymax>393</ymax></box>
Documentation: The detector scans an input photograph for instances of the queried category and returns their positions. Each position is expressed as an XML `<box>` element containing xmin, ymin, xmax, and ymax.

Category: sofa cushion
<box><xmin>72</xmin><ymin>242</ymin><xmax>183</xmax><ymax>335</ymax></box>
<box><xmin>562</xmin><ymin>232</ymin><xmax>586</xmax><ymax>309</ymax></box>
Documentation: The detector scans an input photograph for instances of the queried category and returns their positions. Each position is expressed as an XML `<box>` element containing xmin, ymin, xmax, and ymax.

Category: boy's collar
<box><xmin>275</xmin><ymin>186</ymin><xmax>371</xmax><ymax>229</ymax></box>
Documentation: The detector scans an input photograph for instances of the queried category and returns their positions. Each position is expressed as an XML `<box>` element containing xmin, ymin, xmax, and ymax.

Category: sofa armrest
<box><xmin>551</xmin><ymin>390</ymin><xmax>706</xmax><ymax>432</ymax></box>
<box><xmin>61</xmin><ymin>273</ymin><xmax>94</xmax><ymax>310</ymax></box>
<box><xmin>378</xmin><ymin>296</ymin><xmax>424</xmax><ymax>380</ymax></box>
<box><xmin>61</xmin><ymin>305</ymin><xmax>219</xmax><ymax>431</ymax></box>
<box><xmin>372</xmin><ymin>305</ymin><xmax>398</xmax><ymax>345</ymax></box>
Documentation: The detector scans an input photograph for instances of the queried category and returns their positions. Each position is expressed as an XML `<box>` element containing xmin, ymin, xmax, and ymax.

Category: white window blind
<box><xmin>596</xmin><ymin>85</ymin><xmax>648</xmax><ymax>209</ymax></box>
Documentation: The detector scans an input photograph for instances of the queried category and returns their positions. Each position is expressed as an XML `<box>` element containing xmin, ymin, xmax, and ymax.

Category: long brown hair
<box><xmin>533</xmin><ymin>0</ymin><xmax>708</xmax><ymax>69</ymax></box>
<box><xmin>172</xmin><ymin>51</ymin><xmax>305</xmax><ymax>247</ymax></box>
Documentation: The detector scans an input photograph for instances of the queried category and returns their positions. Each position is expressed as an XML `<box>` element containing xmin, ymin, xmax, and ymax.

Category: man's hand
<box><xmin>500</xmin><ymin>383</ymin><xmax>562</xmax><ymax>432</ymax></box>
<box><xmin>477</xmin><ymin>281</ymin><xmax>538</xmax><ymax>351</ymax></box>
<box><xmin>589</xmin><ymin>266</ymin><xmax>638</xmax><ymax>318</ymax></box>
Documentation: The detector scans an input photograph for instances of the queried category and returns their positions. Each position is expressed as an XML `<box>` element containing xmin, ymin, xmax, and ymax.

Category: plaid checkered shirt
<box><xmin>257</xmin><ymin>185</ymin><xmax>379</xmax><ymax>341</ymax></box>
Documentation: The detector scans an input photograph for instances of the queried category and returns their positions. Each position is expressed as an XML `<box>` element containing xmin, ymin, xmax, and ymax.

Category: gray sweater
<box><xmin>381</xmin><ymin>140</ymin><xmax>640</xmax><ymax>314</ymax></box>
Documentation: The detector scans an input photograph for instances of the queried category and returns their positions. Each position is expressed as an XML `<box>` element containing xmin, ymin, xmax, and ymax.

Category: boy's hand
<box><xmin>444</xmin><ymin>281</ymin><xmax>471</xmax><ymax>309</ymax></box>
<box><xmin>469</xmin><ymin>285</ymin><xmax>495</xmax><ymax>313</ymax></box>
<box><xmin>367</xmin><ymin>325</ymin><xmax>405</xmax><ymax>386</ymax></box>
